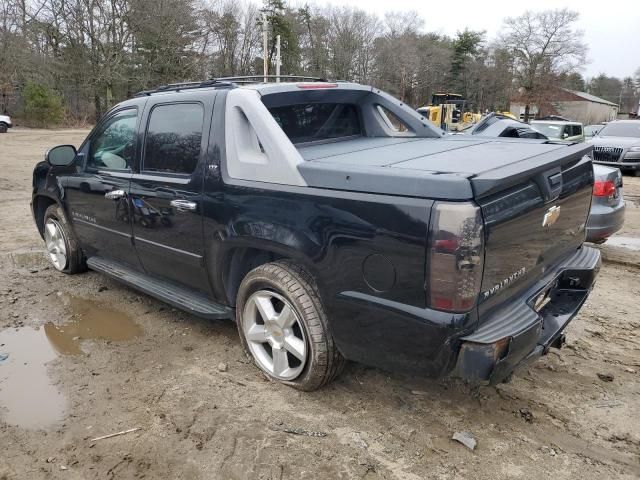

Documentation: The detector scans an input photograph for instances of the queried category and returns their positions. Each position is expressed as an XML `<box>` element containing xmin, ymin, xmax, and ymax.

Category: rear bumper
<box><xmin>586</xmin><ymin>200</ymin><xmax>625</xmax><ymax>242</ymax></box>
<box><xmin>453</xmin><ymin>246</ymin><xmax>600</xmax><ymax>384</ymax></box>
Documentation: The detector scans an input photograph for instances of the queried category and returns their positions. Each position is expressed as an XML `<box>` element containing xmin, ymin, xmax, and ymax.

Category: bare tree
<box><xmin>500</xmin><ymin>8</ymin><xmax>587</xmax><ymax>121</ymax></box>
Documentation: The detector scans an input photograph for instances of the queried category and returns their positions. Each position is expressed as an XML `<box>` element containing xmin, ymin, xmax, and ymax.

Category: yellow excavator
<box><xmin>417</xmin><ymin>93</ymin><xmax>482</xmax><ymax>131</ymax></box>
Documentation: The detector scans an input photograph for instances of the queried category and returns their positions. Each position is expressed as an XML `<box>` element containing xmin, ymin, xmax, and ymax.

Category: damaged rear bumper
<box><xmin>453</xmin><ymin>246</ymin><xmax>600</xmax><ymax>384</ymax></box>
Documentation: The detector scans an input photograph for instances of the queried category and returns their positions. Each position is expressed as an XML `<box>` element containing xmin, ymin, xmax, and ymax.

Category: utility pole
<box><xmin>262</xmin><ymin>13</ymin><xmax>268</xmax><ymax>83</ymax></box>
<box><xmin>275</xmin><ymin>35</ymin><xmax>281</xmax><ymax>82</ymax></box>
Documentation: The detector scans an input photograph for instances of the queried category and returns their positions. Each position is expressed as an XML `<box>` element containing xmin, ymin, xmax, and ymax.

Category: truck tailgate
<box><xmin>474</xmin><ymin>147</ymin><xmax>594</xmax><ymax>317</ymax></box>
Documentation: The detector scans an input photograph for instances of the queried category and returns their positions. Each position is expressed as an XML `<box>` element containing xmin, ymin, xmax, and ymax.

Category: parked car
<box><xmin>530</xmin><ymin>120</ymin><xmax>584</xmax><ymax>142</ymax></box>
<box><xmin>465</xmin><ymin>115</ymin><xmax>625</xmax><ymax>246</ymax></box>
<box><xmin>584</xmin><ymin>124</ymin><xmax>605</xmax><ymax>138</ymax></box>
<box><xmin>31</xmin><ymin>78</ymin><xmax>600</xmax><ymax>391</ymax></box>
<box><xmin>465</xmin><ymin>113</ymin><xmax>547</xmax><ymax>138</ymax></box>
<box><xmin>587</xmin><ymin>120</ymin><xmax>640</xmax><ymax>176</ymax></box>
<box><xmin>587</xmin><ymin>165</ymin><xmax>625</xmax><ymax>243</ymax></box>
<box><xmin>0</xmin><ymin>114</ymin><xmax>12</xmax><ymax>133</ymax></box>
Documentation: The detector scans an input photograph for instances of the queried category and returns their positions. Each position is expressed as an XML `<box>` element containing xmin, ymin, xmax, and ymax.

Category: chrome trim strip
<box><xmin>134</xmin><ymin>236</ymin><xmax>203</xmax><ymax>259</ymax></box>
<box><xmin>73</xmin><ymin>218</ymin><xmax>131</xmax><ymax>238</ymax></box>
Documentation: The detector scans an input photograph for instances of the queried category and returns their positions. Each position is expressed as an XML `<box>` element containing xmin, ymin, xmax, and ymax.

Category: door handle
<box><xmin>105</xmin><ymin>189</ymin><xmax>126</xmax><ymax>200</ymax></box>
<box><xmin>170</xmin><ymin>199</ymin><xmax>197</xmax><ymax>212</ymax></box>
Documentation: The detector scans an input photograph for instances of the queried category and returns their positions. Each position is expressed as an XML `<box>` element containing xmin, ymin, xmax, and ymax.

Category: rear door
<box><xmin>129</xmin><ymin>95</ymin><xmax>214</xmax><ymax>293</ymax></box>
<box><xmin>63</xmin><ymin>107</ymin><xmax>142</xmax><ymax>268</ymax></box>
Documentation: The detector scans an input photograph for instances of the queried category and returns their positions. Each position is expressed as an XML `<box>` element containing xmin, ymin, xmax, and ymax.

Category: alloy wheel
<box><xmin>44</xmin><ymin>218</ymin><xmax>68</xmax><ymax>271</ymax></box>
<box><xmin>242</xmin><ymin>290</ymin><xmax>308</xmax><ymax>381</ymax></box>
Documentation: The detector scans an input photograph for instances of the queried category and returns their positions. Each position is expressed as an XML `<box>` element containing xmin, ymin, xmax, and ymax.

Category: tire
<box><xmin>43</xmin><ymin>204</ymin><xmax>86</xmax><ymax>274</ymax></box>
<box><xmin>0</xmin><ymin>123</ymin><xmax>7</xmax><ymax>133</ymax></box>
<box><xmin>236</xmin><ymin>261</ymin><xmax>345</xmax><ymax>391</ymax></box>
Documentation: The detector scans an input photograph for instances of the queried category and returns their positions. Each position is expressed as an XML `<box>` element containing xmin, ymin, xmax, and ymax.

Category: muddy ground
<box><xmin>1</xmin><ymin>128</ymin><xmax>639</xmax><ymax>480</ymax></box>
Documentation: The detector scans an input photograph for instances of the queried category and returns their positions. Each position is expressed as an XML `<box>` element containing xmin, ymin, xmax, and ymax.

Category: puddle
<box><xmin>0</xmin><ymin>295</ymin><xmax>142</xmax><ymax>429</ymax></box>
<box><xmin>0</xmin><ymin>327</ymin><xmax>66</xmax><ymax>429</ymax></box>
<box><xmin>47</xmin><ymin>295</ymin><xmax>143</xmax><ymax>355</ymax></box>
<box><xmin>605</xmin><ymin>236</ymin><xmax>640</xmax><ymax>251</ymax></box>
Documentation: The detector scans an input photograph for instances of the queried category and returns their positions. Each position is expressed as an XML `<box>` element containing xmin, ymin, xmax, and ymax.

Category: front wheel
<box><xmin>236</xmin><ymin>262</ymin><xmax>345</xmax><ymax>391</ymax></box>
<box><xmin>43</xmin><ymin>204</ymin><xmax>86</xmax><ymax>274</ymax></box>
<box><xmin>0</xmin><ymin>123</ymin><xmax>7</xmax><ymax>133</ymax></box>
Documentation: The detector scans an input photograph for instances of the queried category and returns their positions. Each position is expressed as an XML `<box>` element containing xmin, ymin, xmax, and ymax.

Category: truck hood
<box><xmin>298</xmin><ymin>137</ymin><xmax>592</xmax><ymax>200</ymax></box>
<box><xmin>588</xmin><ymin>136</ymin><xmax>640</xmax><ymax>148</ymax></box>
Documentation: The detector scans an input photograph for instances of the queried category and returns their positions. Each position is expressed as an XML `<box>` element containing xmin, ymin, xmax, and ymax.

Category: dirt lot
<box><xmin>1</xmin><ymin>128</ymin><xmax>639</xmax><ymax>479</ymax></box>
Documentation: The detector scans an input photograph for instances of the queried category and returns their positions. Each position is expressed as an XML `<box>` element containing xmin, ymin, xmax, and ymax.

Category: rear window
<box><xmin>267</xmin><ymin>103</ymin><xmax>361</xmax><ymax>144</ymax></box>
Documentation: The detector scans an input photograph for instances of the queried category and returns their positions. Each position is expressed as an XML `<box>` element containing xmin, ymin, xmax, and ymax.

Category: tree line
<box><xmin>1</xmin><ymin>0</ymin><xmax>639</xmax><ymax>125</ymax></box>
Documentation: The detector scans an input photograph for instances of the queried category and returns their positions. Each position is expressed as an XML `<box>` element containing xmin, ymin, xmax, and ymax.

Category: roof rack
<box><xmin>134</xmin><ymin>79</ymin><xmax>234</xmax><ymax>97</ymax></box>
<box><xmin>215</xmin><ymin>75</ymin><xmax>328</xmax><ymax>84</ymax></box>
<box><xmin>134</xmin><ymin>75</ymin><xmax>330</xmax><ymax>97</ymax></box>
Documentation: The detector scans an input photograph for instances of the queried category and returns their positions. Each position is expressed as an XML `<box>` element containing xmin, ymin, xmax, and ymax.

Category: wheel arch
<box><xmin>32</xmin><ymin>194</ymin><xmax>60</xmax><ymax>238</ymax></box>
<box><xmin>217</xmin><ymin>242</ymin><xmax>318</xmax><ymax>307</ymax></box>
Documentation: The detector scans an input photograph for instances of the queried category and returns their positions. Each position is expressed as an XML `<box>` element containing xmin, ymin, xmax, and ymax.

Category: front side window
<box><xmin>143</xmin><ymin>103</ymin><xmax>204</xmax><ymax>174</ymax></box>
<box><xmin>88</xmin><ymin>109</ymin><xmax>137</xmax><ymax>170</ymax></box>
<box><xmin>267</xmin><ymin>103</ymin><xmax>361</xmax><ymax>144</ymax></box>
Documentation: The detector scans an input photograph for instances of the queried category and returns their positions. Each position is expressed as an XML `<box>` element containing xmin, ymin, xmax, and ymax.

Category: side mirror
<box><xmin>562</xmin><ymin>132</ymin><xmax>569</xmax><ymax>139</ymax></box>
<box><xmin>46</xmin><ymin>145</ymin><xmax>77</xmax><ymax>166</ymax></box>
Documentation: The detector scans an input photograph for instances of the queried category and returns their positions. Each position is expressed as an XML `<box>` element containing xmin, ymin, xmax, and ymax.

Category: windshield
<box><xmin>597</xmin><ymin>122</ymin><xmax>640</xmax><ymax>138</ymax></box>
<box><xmin>530</xmin><ymin>123</ymin><xmax>564</xmax><ymax>139</ymax></box>
<box><xmin>584</xmin><ymin>125</ymin><xmax>603</xmax><ymax>137</ymax></box>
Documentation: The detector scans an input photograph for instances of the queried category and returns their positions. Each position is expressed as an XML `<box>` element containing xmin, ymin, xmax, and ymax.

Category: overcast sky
<box><xmin>314</xmin><ymin>0</ymin><xmax>640</xmax><ymax>80</ymax></box>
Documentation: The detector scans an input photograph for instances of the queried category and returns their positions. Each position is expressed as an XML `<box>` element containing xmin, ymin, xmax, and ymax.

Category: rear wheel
<box><xmin>0</xmin><ymin>123</ymin><xmax>7</xmax><ymax>133</ymax></box>
<box><xmin>43</xmin><ymin>204</ymin><xmax>86</xmax><ymax>274</ymax></box>
<box><xmin>236</xmin><ymin>261</ymin><xmax>345</xmax><ymax>391</ymax></box>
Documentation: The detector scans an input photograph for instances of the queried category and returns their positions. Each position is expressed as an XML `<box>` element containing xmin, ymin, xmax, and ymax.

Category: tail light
<box><xmin>427</xmin><ymin>202</ymin><xmax>484</xmax><ymax>313</ymax></box>
<box><xmin>593</xmin><ymin>180</ymin><xmax>615</xmax><ymax>197</ymax></box>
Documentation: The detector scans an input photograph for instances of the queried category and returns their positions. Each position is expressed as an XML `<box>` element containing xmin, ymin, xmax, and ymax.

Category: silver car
<box><xmin>586</xmin><ymin>164</ymin><xmax>625</xmax><ymax>243</ymax></box>
<box><xmin>465</xmin><ymin>115</ymin><xmax>624</xmax><ymax>243</ymax></box>
<box><xmin>587</xmin><ymin>120</ymin><xmax>640</xmax><ymax>176</ymax></box>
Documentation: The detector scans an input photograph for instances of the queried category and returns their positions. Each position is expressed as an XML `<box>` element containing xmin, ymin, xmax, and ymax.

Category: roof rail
<box><xmin>215</xmin><ymin>75</ymin><xmax>328</xmax><ymax>84</ymax></box>
<box><xmin>134</xmin><ymin>75</ymin><xmax>331</xmax><ymax>97</ymax></box>
<box><xmin>134</xmin><ymin>79</ymin><xmax>234</xmax><ymax>97</ymax></box>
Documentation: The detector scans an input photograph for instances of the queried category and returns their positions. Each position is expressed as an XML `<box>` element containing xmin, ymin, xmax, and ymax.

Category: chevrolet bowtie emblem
<box><xmin>542</xmin><ymin>205</ymin><xmax>561</xmax><ymax>227</ymax></box>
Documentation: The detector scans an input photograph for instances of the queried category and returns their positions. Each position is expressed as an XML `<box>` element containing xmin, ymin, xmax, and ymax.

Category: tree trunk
<box><xmin>94</xmin><ymin>92</ymin><xmax>102</xmax><ymax>123</ymax></box>
<box><xmin>523</xmin><ymin>104</ymin><xmax>530</xmax><ymax>123</ymax></box>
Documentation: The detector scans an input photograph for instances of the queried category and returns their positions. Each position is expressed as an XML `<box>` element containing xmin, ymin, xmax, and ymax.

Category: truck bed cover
<box><xmin>297</xmin><ymin>137</ymin><xmax>592</xmax><ymax>200</ymax></box>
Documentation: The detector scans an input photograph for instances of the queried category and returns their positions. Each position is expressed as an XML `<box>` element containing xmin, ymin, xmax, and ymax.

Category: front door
<box><xmin>63</xmin><ymin>107</ymin><xmax>141</xmax><ymax>268</ymax></box>
<box><xmin>129</xmin><ymin>97</ymin><xmax>213</xmax><ymax>294</ymax></box>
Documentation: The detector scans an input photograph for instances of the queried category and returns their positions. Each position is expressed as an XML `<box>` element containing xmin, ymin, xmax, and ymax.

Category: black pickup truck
<box><xmin>31</xmin><ymin>78</ymin><xmax>600</xmax><ymax>391</ymax></box>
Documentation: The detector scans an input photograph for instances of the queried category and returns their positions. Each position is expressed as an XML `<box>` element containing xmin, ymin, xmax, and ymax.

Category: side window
<box><xmin>143</xmin><ymin>103</ymin><xmax>204</xmax><ymax>174</ymax></box>
<box><xmin>377</xmin><ymin>105</ymin><xmax>411</xmax><ymax>133</ymax></box>
<box><xmin>572</xmin><ymin>125</ymin><xmax>582</xmax><ymax>136</ymax></box>
<box><xmin>88</xmin><ymin>110</ymin><xmax>137</xmax><ymax>170</ymax></box>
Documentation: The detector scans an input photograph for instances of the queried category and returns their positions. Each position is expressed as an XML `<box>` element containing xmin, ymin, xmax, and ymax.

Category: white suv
<box><xmin>0</xmin><ymin>114</ymin><xmax>12</xmax><ymax>133</ymax></box>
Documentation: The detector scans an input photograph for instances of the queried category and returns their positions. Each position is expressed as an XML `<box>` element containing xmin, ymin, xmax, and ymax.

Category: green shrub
<box><xmin>23</xmin><ymin>82</ymin><xmax>64</xmax><ymax>127</ymax></box>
